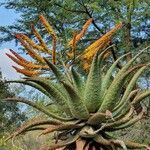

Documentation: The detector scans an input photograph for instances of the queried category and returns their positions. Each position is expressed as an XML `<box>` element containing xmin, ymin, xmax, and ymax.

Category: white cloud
<box><xmin>0</xmin><ymin>48</ymin><xmax>20</xmax><ymax>79</ymax></box>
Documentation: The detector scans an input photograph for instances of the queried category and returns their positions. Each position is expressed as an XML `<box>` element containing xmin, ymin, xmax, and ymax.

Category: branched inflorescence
<box><xmin>2</xmin><ymin>15</ymin><xmax>150</xmax><ymax>150</ymax></box>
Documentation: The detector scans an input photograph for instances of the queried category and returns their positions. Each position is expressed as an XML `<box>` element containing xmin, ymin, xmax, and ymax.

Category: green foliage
<box><xmin>84</xmin><ymin>52</ymin><xmax>101</xmax><ymax>112</ymax></box>
<box><xmin>0</xmin><ymin>0</ymin><xmax>149</xmax><ymax>55</ymax></box>
<box><xmin>99</xmin><ymin>48</ymin><xmax>147</xmax><ymax>113</ymax></box>
<box><xmin>0</xmin><ymin>73</ymin><xmax>26</xmax><ymax>135</ymax></box>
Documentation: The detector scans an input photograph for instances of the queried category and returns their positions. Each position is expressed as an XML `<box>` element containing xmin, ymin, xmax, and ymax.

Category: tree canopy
<box><xmin>0</xmin><ymin>0</ymin><xmax>149</xmax><ymax>52</ymax></box>
<box><xmin>0</xmin><ymin>71</ymin><xmax>26</xmax><ymax>135</ymax></box>
<box><xmin>0</xmin><ymin>0</ymin><xmax>149</xmax><ymax>87</ymax></box>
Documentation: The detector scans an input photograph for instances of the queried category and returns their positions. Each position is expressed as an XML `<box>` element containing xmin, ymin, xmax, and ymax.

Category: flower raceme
<box><xmin>7</xmin><ymin>15</ymin><xmax>123</xmax><ymax>76</ymax></box>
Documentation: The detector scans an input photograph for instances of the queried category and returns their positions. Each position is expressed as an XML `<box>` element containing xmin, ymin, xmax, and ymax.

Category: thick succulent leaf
<box><xmin>109</xmin><ymin>108</ymin><xmax>144</xmax><ymax>131</ymax></box>
<box><xmin>46</xmin><ymin>104</ymin><xmax>69</xmax><ymax>118</ymax></box>
<box><xmin>5</xmin><ymin>115</ymin><xmax>62</xmax><ymax>141</ymax></box>
<box><xmin>99</xmin><ymin>48</ymin><xmax>148</xmax><ymax>113</ymax></box>
<box><xmin>94</xmin><ymin>134</ymin><xmax>150</xmax><ymax>149</ymax></box>
<box><xmin>7</xmin><ymin>80</ymin><xmax>70</xmax><ymax>117</ymax></box>
<box><xmin>113</xmin><ymin>89</ymin><xmax>139</xmax><ymax>112</ymax></box>
<box><xmin>44</xmin><ymin>58</ymin><xmax>67</xmax><ymax>82</ymax></box>
<box><xmin>40</xmin><ymin>122</ymin><xmax>84</xmax><ymax>136</ymax></box>
<box><xmin>100</xmin><ymin>53</ymin><xmax>130</xmax><ymax>97</ymax></box>
<box><xmin>70</xmin><ymin>66</ymin><xmax>85</xmax><ymax>95</ymax></box>
<box><xmin>120</xmin><ymin>140</ymin><xmax>150</xmax><ymax>149</ymax></box>
<box><xmin>6</xmin><ymin>80</ymin><xmax>52</xmax><ymax>99</ymax></box>
<box><xmin>26</xmin><ymin>127</ymin><xmax>47</xmax><ymax>132</ymax></box>
<box><xmin>94</xmin><ymin>134</ymin><xmax>111</xmax><ymax>145</ymax></box>
<box><xmin>84</xmin><ymin>143</ymin><xmax>90</xmax><ymax>150</ymax></box>
<box><xmin>87</xmin><ymin>112</ymin><xmax>107</xmax><ymax>125</ymax></box>
<box><xmin>113</xmin><ymin>66</ymin><xmax>146</xmax><ymax>116</ymax></box>
<box><xmin>25</xmin><ymin>77</ymin><xmax>71</xmax><ymax>115</ymax></box>
<box><xmin>95</xmin><ymin>134</ymin><xmax>150</xmax><ymax>149</ymax></box>
<box><xmin>98</xmin><ymin>46</ymin><xmax>112</xmax><ymax>67</ymax></box>
<box><xmin>62</xmin><ymin>82</ymin><xmax>89</xmax><ymax>120</ymax></box>
<box><xmin>103</xmin><ymin>106</ymin><xmax>134</xmax><ymax>130</ymax></box>
<box><xmin>2</xmin><ymin>97</ymin><xmax>72</xmax><ymax>121</ymax></box>
<box><xmin>110</xmin><ymin>139</ymin><xmax>127</xmax><ymax>150</ymax></box>
<box><xmin>119</xmin><ymin>66</ymin><xmax>146</xmax><ymax>106</ymax></box>
<box><xmin>131</xmin><ymin>90</ymin><xmax>150</xmax><ymax>105</ymax></box>
<box><xmin>84</xmin><ymin>52</ymin><xmax>101</xmax><ymax>112</ymax></box>
<box><xmin>40</xmin><ymin>134</ymin><xmax>79</xmax><ymax>150</ymax></box>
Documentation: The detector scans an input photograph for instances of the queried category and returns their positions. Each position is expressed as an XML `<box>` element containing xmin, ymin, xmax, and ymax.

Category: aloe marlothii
<box><xmin>2</xmin><ymin>15</ymin><xmax>150</xmax><ymax>150</ymax></box>
<box><xmin>3</xmin><ymin>48</ymin><xmax>150</xmax><ymax>150</ymax></box>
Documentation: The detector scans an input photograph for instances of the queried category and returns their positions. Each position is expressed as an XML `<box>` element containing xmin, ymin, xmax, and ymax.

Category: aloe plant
<box><xmin>2</xmin><ymin>15</ymin><xmax>150</xmax><ymax>150</ymax></box>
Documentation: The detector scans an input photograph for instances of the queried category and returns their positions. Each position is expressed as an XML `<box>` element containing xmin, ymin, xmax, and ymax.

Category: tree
<box><xmin>0</xmin><ymin>0</ymin><xmax>149</xmax><ymax>54</ymax></box>
<box><xmin>0</xmin><ymin>70</ymin><xmax>26</xmax><ymax>135</ymax></box>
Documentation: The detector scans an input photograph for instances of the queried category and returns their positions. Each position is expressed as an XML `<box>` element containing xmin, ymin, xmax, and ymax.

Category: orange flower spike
<box><xmin>26</xmin><ymin>49</ymin><xmax>45</xmax><ymax>64</ymax></box>
<box><xmin>82</xmin><ymin>22</ymin><xmax>124</xmax><ymax>60</ymax></box>
<box><xmin>39</xmin><ymin>15</ymin><xmax>57</xmax><ymax>64</ymax></box>
<box><xmin>12</xmin><ymin>66</ymin><xmax>41</xmax><ymax>77</ymax></box>
<box><xmin>6</xmin><ymin>53</ymin><xmax>22</xmax><ymax>65</ymax></box>
<box><xmin>7</xmin><ymin>53</ymin><xmax>49</xmax><ymax>70</ymax></box>
<box><xmin>21</xmin><ymin>62</ymin><xmax>49</xmax><ymax>70</ymax></box>
<box><xmin>15</xmin><ymin>34</ymin><xmax>45</xmax><ymax>63</ymax></box>
<box><xmin>39</xmin><ymin>15</ymin><xmax>57</xmax><ymax>39</ymax></box>
<box><xmin>7</xmin><ymin>53</ymin><xmax>29</xmax><ymax>68</ymax></box>
<box><xmin>31</xmin><ymin>24</ymin><xmax>51</xmax><ymax>54</ymax></box>
<box><xmin>9</xmin><ymin>49</ymin><xmax>29</xmax><ymax>63</ymax></box>
<box><xmin>68</xmin><ymin>18</ymin><xmax>93</xmax><ymax>46</ymax></box>
<box><xmin>6</xmin><ymin>53</ymin><xmax>48</xmax><ymax>70</ymax></box>
<box><xmin>20</xmin><ymin>34</ymin><xmax>46</xmax><ymax>52</ymax></box>
<box><xmin>66</xmin><ymin>32</ymin><xmax>77</xmax><ymax>59</ymax></box>
<box><xmin>83</xmin><ymin>40</ymin><xmax>110</xmax><ymax>59</ymax></box>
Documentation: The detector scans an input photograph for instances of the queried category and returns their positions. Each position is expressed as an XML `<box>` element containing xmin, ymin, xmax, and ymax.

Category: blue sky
<box><xmin>0</xmin><ymin>2</ymin><xmax>20</xmax><ymax>49</ymax></box>
<box><xmin>0</xmin><ymin>3</ymin><xmax>20</xmax><ymax>79</ymax></box>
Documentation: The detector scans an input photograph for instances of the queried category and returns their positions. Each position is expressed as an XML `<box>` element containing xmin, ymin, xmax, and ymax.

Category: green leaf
<box><xmin>6</xmin><ymin>80</ymin><xmax>52</xmax><ymax>99</ymax></box>
<box><xmin>113</xmin><ymin>66</ymin><xmax>147</xmax><ymax>116</ymax></box>
<box><xmin>99</xmin><ymin>47</ymin><xmax>148</xmax><ymax>112</ymax></box>
<box><xmin>25</xmin><ymin>77</ymin><xmax>71</xmax><ymax>115</ymax></box>
<box><xmin>62</xmin><ymin>82</ymin><xmax>89</xmax><ymax>120</ymax></box>
<box><xmin>44</xmin><ymin>58</ymin><xmax>67</xmax><ymax>82</ymax></box>
<box><xmin>84</xmin><ymin>52</ymin><xmax>101</xmax><ymax>112</ymax></box>
<box><xmin>131</xmin><ymin>90</ymin><xmax>150</xmax><ymax>105</ymax></box>
<box><xmin>70</xmin><ymin>66</ymin><xmax>85</xmax><ymax>96</ymax></box>
<box><xmin>100</xmin><ymin>53</ymin><xmax>130</xmax><ymax>98</ymax></box>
